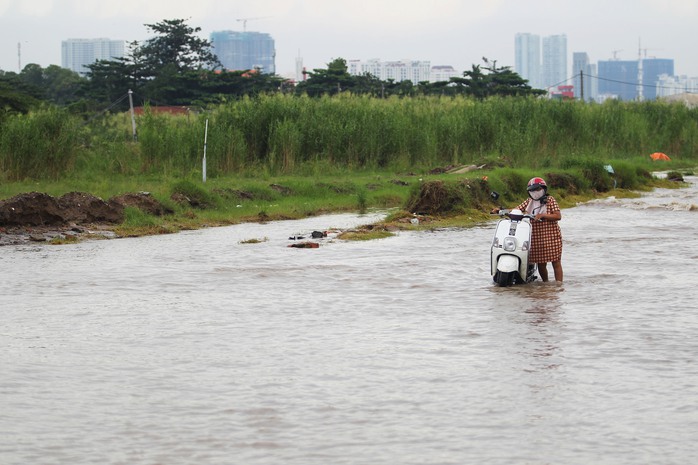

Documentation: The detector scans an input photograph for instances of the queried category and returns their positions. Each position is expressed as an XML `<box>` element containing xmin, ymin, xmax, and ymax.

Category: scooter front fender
<box><xmin>497</xmin><ymin>254</ymin><xmax>520</xmax><ymax>273</ymax></box>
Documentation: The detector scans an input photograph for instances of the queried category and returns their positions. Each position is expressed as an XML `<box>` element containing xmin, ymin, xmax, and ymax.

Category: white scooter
<box><xmin>490</xmin><ymin>192</ymin><xmax>537</xmax><ymax>287</ymax></box>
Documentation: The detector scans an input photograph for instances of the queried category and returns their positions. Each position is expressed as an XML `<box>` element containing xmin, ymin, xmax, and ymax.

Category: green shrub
<box><xmin>122</xmin><ymin>206</ymin><xmax>158</xmax><ymax>227</ymax></box>
<box><xmin>495</xmin><ymin>169</ymin><xmax>530</xmax><ymax>200</ymax></box>
<box><xmin>171</xmin><ymin>180</ymin><xmax>218</xmax><ymax>208</ymax></box>
<box><xmin>608</xmin><ymin>161</ymin><xmax>640</xmax><ymax>189</ymax></box>
<box><xmin>666</xmin><ymin>171</ymin><xmax>685</xmax><ymax>182</ymax></box>
<box><xmin>544</xmin><ymin>171</ymin><xmax>582</xmax><ymax>195</ymax></box>
<box><xmin>560</xmin><ymin>157</ymin><xmax>612</xmax><ymax>192</ymax></box>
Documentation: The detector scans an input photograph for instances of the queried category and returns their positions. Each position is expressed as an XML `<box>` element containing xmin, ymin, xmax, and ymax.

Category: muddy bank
<box><xmin>0</xmin><ymin>191</ymin><xmax>171</xmax><ymax>246</ymax></box>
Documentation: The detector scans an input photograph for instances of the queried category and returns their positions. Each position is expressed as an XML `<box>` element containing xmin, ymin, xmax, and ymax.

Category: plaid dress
<box><xmin>516</xmin><ymin>196</ymin><xmax>563</xmax><ymax>263</ymax></box>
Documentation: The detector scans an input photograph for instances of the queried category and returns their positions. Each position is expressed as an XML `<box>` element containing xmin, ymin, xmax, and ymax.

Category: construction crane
<box><xmin>236</xmin><ymin>16</ymin><xmax>272</xmax><ymax>32</ymax></box>
<box><xmin>641</xmin><ymin>48</ymin><xmax>662</xmax><ymax>59</ymax></box>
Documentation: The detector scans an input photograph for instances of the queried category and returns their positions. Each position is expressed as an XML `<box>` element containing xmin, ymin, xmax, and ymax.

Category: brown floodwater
<box><xmin>1</xmin><ymin>175</ymin><xmax>697</xmax><ymax>464</ymax></box>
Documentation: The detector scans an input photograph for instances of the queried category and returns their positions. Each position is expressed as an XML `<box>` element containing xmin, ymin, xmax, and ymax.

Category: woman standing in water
<box><xmin>517</xmin><ymin>177</ymin><xmax>563</xmax><ymax>282</ymax></box>
<box><xmin>492</xmin><ymin>176</ymin><xmax>564</xmax><ymax>282</ymax></box>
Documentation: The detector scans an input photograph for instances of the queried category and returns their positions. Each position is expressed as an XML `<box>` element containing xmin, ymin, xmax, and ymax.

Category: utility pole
<box><xmin>128</xmin><ymin>89</ymin><xmax>137</xmax><ymax>141</ymax></box>
<box><xmin>637</xmin><ymin>38</ymin><xmax>644</xmax><ymax>102</ymax></box>
<box><xmin>202</xmin><ymin>119</ymin><xmax>209</xmax><ymax>183</ymax></box>
<box><xmin>580</xmin><ymin>70</ymin><xmax>584</xmax><ymax>101</ymax></box>
<box><xmin>17</xmin><ymin>42</ymin><xmax>21</xmax><ymax>72</ymax></box>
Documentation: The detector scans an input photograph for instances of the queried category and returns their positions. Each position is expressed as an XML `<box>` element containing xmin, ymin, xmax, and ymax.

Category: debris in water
<box><xmin>288</xmin><ymin>242</ymin><xmax>319</xmax><ymax>249</ymax></box>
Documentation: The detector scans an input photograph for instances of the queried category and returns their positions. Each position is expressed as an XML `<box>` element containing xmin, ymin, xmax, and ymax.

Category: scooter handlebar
<box><xmin>491</xmin><ymin>209</ymin><xmax>535</xmax><ymax>220</ymax></box>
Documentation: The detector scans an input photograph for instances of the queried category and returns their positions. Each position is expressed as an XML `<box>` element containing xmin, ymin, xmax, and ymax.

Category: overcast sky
<box><xmin>1</xmin><ymin>0</ymin><xmax>697</xmax><ymax>79</ymax></box>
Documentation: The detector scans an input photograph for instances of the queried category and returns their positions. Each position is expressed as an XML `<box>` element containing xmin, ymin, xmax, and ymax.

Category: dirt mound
<box><xmin>0</xmin><ymin>191</ymin><xmax>171</xmax><ymax>227</ymax></box>
<box><xmin>0</xmin><ymin>192</ymin><xmax>66</xmax><ymax>226</ymax></box>
<box><xmin>406</xmin><ymin>179</ymin><xmax>490</xmax><ymax>215</ymax></box>
<box><xmin>58</xmin><ymin>192</ymin><xmax>124</xmax><ymax>224</ymax></box>
<box><xmin>110</xmin><ymin>192</ymin><xmax>173</xmax><ymax>216</ymax></box>
<box><xmin>0</xmin><ymin>191</ymin><xmax>123</xmax><ymax>226</ymax></box>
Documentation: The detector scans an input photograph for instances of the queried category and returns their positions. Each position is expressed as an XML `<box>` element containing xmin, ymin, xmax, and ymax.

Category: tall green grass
<box><xmin>1</xmin><ymin>95</ymin><xmax>696</xmax><ymax>181</ymax></box>
<box><xmin>0</xmin><ymin>107</ymin><xmax>82</xmax><ymax>180</ymax></box>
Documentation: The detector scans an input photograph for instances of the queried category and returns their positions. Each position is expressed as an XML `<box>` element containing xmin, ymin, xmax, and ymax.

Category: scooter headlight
<box><xmin>503</xmin><ymin>236</ymin><xmax>517</xmax><ymax>252</ymax></box>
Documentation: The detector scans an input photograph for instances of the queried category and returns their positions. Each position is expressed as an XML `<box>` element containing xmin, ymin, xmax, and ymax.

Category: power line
<box><xmin>83</xmin><ymin>92</ymin><xmax>130</xmax><ymax>125</ymax></box>
<box><xmin>590</xmin><ymin>74</ymin><xmax>696</xmax><ymax>94</ymax></box>
<box><xmin>542</xmin><ymin>73</ymin><xmax>696</xmax><ymax>95</ymax></box>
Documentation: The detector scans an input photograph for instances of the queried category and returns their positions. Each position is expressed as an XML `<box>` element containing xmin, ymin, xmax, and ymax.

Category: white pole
<box><xmin>128</xmin><ymin>89</ymin><xmax>137</xmax><ymax>141</ymax></box>
<box><xmin>202</xmin><ymin>119</ymin><xmax>209</xmax><ymax>183</ymax></box>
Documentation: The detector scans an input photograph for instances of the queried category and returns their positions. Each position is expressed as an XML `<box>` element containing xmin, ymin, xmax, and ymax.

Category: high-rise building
<box><xmin>514</xmin><ymin>33</ymin><xmax>541</xmax><ymax>89</ymax></box>
<box><xmin>598</xmin><ymin>58</ymin><xmax>674</xmax><ymax>101</ymax></box>
<box><xmin>542</xmin><ymin>34</ymin><xmax>567</xmax><ymax>89</ymax></box>
<box><xmin>295</xmin><ymin>52</ymin><xmax>304</xmax><ymax>83</ymax></box>
<box><xmin>598</xmin><ymin>60</ymin><xmax>637</xmax><ymax>101</ymax></box>
<box><xmin>641</xmin><ymin>59</ymin><xmax>674</xmax><ymax>100</ymax></box>
<box><xmin>61</xmin><ymin>38</ymin><xmax>125</xmax><ymax>75</ymax></box>
<box><xmin>572</xmin><ymin>52</ymin><xmax>596</xmax><ymax>101</ymax></box>
<box><xmin>210</xmin><ymin>31</ymin><xmax>276</xmax><ymax>74</ymax></box>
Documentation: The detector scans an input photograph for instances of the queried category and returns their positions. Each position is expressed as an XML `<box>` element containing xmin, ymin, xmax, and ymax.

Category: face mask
<box><xmin>529</xmin><ymin>189</ymin><xmax>545</xmax><ymax>201</ymax></box>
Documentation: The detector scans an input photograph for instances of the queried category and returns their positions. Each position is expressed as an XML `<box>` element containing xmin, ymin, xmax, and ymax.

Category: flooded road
<box><xmin>2</xmin><ymin>175</ymin><xmax>698</xmax><ymax>464</ymax></box>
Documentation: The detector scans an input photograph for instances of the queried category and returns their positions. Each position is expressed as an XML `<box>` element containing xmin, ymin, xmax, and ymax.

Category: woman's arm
<box><xmin>536</xmin><ymin>197</ymin><xmax>561</xmax><ymax>222</ymax></box>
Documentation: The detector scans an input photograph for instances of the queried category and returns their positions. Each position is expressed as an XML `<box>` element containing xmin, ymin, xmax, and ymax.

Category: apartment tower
<box><xmin>542</xmin><ymin>34</ymin><xmax>567</xmax><ymax>89</ymax></box>
<box><xmin>514</xmin><ymin>33</ymin><xmax>541</xmax><ymax>89</ymax></box>
<box><xmin>210</xmin><ymin>31</ymin><xmax>276</xmax><ymax>74</ymax></box>
<box><xmin>61</xmin><ymin>38</ymin><xmax>125</xmax><ymax>75</ymax></box>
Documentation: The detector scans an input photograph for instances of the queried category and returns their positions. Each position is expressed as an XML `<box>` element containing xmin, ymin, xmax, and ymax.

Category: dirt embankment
<box><xmin>0</xmin><ymin>191</ymin><xmax>171</xmax><ymax>246</ymax></box>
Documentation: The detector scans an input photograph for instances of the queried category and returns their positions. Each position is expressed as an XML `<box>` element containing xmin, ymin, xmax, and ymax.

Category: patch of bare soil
<box><xmin>0</xmin><ymin>191</ymin><xmax>171</xmax><ymax>246</ymax></box>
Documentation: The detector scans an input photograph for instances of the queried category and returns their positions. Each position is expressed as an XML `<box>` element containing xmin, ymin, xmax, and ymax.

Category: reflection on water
<box><xmin>1</xmin><ymin>177</ymin><xmax>698</xmax><ymax>465</ymax></box>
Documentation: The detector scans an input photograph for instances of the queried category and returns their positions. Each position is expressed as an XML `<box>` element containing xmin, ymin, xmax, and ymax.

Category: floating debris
<box><xmin>288</xmin><ymin>242</ymin><xmax>319</xmax><ymax>249</ymax></box>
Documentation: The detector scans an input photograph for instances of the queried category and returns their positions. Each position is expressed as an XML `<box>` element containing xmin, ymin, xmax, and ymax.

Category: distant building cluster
<box><xmin>58</xmin><ymin>28</ymin><xmax>695</xmax><ymax>102</ymax></box>
<box><xmin>597</xmin><ymin>58</ymin><xmax>673</xmax><ymax>101</ymax></box>
<box><xmin>347</xmin><ymin>59</ymin><xmax>455</xmax><ymax>84</ymax></box>
<box><xmin>61</xmin><ymin>38</ymin><xmax>125</xmax><ymax>76</ymax></box>
<box><xmin>656</xmin><ymin>75</ymin><xmax>698</xmax><ymax>97</ymax></box>
<box><xmin>514</xmin><ymin>32</ymin><xmax>694</xmax><ymax>101</ymax></box>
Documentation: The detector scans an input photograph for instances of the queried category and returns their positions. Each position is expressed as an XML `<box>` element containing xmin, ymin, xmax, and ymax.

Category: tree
<box><xmin>481</xmin><ymin>58</ymin><xmax>545</xmax><ymax>97</ymax></box>
<box><xmin>84</xmin><ymin>56</ymin><xmax>140</xmax><ymax>109</ymax></box>
<box><xmin>84</xmin><ymin>18</ymin><xmax>222</xmax><ymax>108</ymax></box>
<box><xmin>40</xmin><ymin>65</ymin><xmax>85</xmax><ymax>105</ymax></box>
<box><xmin>352</xmin><ymin>73</ymin><xmax>386</xmax><ymax>97</ymax></box>
<box><xmin>14</xmin><ymin>64</ymin><xmax>86</xmax><ymax>105</ymax></box>
<box><xmin>0</xmin><ymin>72</ymin><xmax>40</xmax><ymax>115</ymax></box>
<box><xmin>137</xmin><ymin>19</ymin><xmax>221</xmax><ymax>74</ymax></box>
<box><xmin>450</xmin><ymin>58</ymin><xmax>545</xmax><ymax>99</ymax></box>
<box><xmin>296</xmin><ymin>58</ymin><xmax>355</xmax><ymax>96</ymax></box>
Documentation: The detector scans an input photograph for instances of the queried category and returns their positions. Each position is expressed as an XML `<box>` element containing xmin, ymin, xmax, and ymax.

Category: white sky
<box><xmin>1</xmin><ymin>0</ymin><xmax>697</xmax><ymax>78</ymax></box>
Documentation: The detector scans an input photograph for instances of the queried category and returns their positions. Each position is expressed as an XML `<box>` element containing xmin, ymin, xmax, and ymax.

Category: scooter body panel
<box><xmin>490</xmin><ymin>213</ymin><xmax>536</xmax><ymax>285</ymax></box>
<box><xmin>496</xmin><ymin>254</ymin><xmax>520</xmax><ymax>273</ymax></box>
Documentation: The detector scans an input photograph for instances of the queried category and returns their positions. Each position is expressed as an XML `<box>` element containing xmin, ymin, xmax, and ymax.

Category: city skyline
<box><xmin>2</xmin><ymin>0</ymin><xmax>697</xmax><ymax>79</ymax></box>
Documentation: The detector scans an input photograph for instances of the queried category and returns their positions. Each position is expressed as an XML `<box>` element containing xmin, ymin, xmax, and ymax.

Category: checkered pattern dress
<box><xmin>516</xmin><ymin>196</ymin><xmax>563</xmax><ymax>263</ymax></box>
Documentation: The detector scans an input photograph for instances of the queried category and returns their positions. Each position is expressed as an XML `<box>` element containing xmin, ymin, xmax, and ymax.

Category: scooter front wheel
<box><xmin>494</xmin><ymin>271</ymin><xmax>515</xmax><ymax>287</ymax></box>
